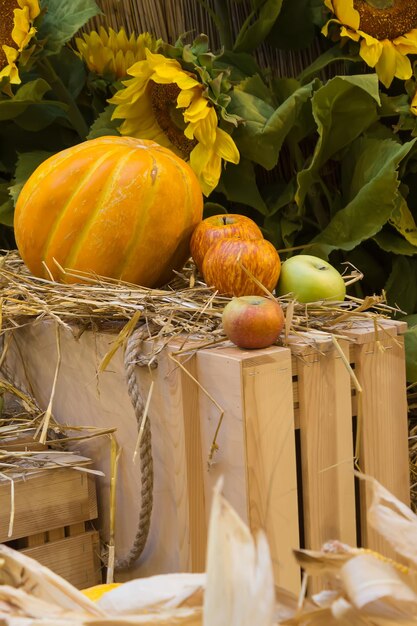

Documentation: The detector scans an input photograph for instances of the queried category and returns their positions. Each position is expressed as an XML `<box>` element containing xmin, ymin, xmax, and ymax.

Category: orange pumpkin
<box><xmin>14</xmin><ymin>136</ymin><xmax>203</xmax><ymax>287</ymax></box>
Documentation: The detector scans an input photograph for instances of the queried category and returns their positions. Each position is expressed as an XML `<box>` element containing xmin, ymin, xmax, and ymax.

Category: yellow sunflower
<box><xmin>109</xmin><ymin>49</ymin><xmax>240</xmax><ymax>196</ymax></box>
<box><xmin>75</xmin><ymin>27</ymin><xmax>159</xmax><ymax>81</ymax></box>
<box><xmin>322</xmin><ymin>0</ymin><xmax>417</xmax><ymax>88</ymax></box>
<box><xmin>0</xmin><ymin>0</ymin><xmax>40</xmax><ymax>84</ymax></box>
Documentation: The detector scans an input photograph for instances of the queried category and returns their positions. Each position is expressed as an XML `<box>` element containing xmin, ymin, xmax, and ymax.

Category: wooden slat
<box><xmin>197</xmin><ymin>345</ymin><xmax>300</xmax><ymax>594</ymax></box>
<box><xmin>353</xmin><ymin>335</ymin><xmax>410</xmax><ymax>556</ymax></box>
<box><xmin>0</xmin><ymin>469</ymin><xmax>97</xmax><ymax>542</ymax></box>
<box><xmin>21</xmin><ymin>531</ymin><xmax>102</xmax><ymax>589</ymax></box>
<box><xmin>297</xmin><ymin>339</ymin><xmax>357</xmax><ymax>591</ymax></box>
<box><xmin>170</xmin><ymin>343</ymin><xmax>207</xmax><ymax>572</ymax></box>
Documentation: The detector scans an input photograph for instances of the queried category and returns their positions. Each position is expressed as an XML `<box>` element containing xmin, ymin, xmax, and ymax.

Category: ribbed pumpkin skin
<box><xmin>14</xmin><ymin>136</ymin><xmax>204</xmax><ymax>287</ymax></box>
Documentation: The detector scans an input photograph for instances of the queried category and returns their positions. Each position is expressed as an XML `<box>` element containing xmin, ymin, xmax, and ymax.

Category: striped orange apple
<box><xmin>202</xmin><ymin>237</ymin><xmax>281</xmax><ymax>297</ymax></box>
<box><xmin>190</xmin><ymin>214</ymin><xmax>263</xmax><ymax>272</ymax></box>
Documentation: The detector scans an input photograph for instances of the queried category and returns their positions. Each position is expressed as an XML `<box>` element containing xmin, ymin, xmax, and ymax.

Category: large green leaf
<box><xmin>389</xmin><ymin>194</ymin><xmax>417</xmax><ymax>245</ymax></box>
<box><xmin>38</xmin><ymin>0</ymin><xmax>101</xmax><ymax>55</ymax></box>
<box><xmin>0</xmin><ymin>182</ymin><xmax>14</xmax><ymax>226</ymax></box>
<box><xmin>385</xmin><ymin>256</ymin><xmax>417</xmax><ymax>314</ymax></box>
<box><xmin>402</xmin><ymin>315</ymin><xmax>417</xmax><ymax>382</ymax></box>
<box><xmin>296</xmin><ymin>74</ymin><xmax>380</xmax><ymax>208</ymax></box>
<box><xmin>230</xmin><ymin>79</ymin><xmax>318</xmax><ymax>169</ymax></box>
<box><xmin>217</xmin><ymin>159</ymin><xmax>268</xmax><ymax>214</ymax></box>
<box><xmin>374</xmin><ymin>229</ymin><xmax>417</xmax><ymax>256</ymax></box>
<box><xmin>311</xmin><ymin>138</ymin><xmax>417</xmax><ymax>253</ymax></box>
<box><xmin>87</xmin><ymin>105</ymin><xmax>120</xmax><ymax>139</ymax></box>
<box><xmin>0</xmin><ymin>79</ymin><xmax>54</xmax><ymax>120</ymax></box>
<box><xmin>233</xmin><ymin>0</ymin><xmax>284</xmax><ymax>53</ymax></box>
<box><xmin>9</xmin><ymin>151</ymin><xmax>55</xmax><ymax>206</ymax></box>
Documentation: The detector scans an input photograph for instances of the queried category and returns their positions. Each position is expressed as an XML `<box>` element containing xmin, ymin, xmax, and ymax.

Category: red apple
<box><xmin>202</xmin><ymin>237</ymin><xmax>281</xmax><ymax>297</ymax></box>
<box><xmin>222</xmin><ymin>295</ymin><xmax>285</xmax><ymax>349</ymax></box>
<box><xmin>190</xmin><ymin>214</ymin><xmax>263</xmax><ymax>272</ymax></box>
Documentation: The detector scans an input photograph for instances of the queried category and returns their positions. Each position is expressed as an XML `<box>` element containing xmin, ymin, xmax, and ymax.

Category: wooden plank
<box><xmin>170</xmin><ymin>343</ymin><xmax>207</xmax><ymax>572</ymax></box>
<box><xmin>48</xmin><ymin>528</ymin><xmax>65</xmax><ymax>541</ymax></box>
<box><xmin>0</xmin><ymin>469</ymin><xmax>97</xmax><ymax>542</ymax></box>
<box><xmin>197</xmin><ymin>345</ymin><xmax>300</xmax><ymax>594</ymax></box>
<box><xmin>21</xmin><ymin>531</ymin><xmax>102</xmax><ymax>589</ymax></box>
<box><xmin>352</xmin><ymin>335</ymin><xmax>410</xmax><ymax>557</ymax></box>
<box><xmin>297</xmin><ymin>339</ymin><xmax>357</xmax><ymax>590</ymax></box>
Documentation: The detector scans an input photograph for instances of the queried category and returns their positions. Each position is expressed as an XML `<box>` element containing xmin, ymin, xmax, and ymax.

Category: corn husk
<box><xmin>0</xmin><ymin>479</ymin><xmax>276</xmax><ymax>626</ymax></box>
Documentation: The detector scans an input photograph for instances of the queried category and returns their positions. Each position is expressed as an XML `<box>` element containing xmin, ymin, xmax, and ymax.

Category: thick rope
<box><xmin>115</xmin><ymin>326</ymin><xmax>157</xmax><ymax>570</ymax></box>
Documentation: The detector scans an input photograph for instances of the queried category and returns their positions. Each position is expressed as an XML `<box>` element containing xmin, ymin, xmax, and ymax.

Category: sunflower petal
<box><xmin>214</xmin><ymin>128</ymin><xmax>240</xmax><ymax>165</ymax></box>
<box><xmin>331</xmin><ymin>0</ymin><xmax>359</xmax><ymax>30</ymax></box>
<box><xmin>359</xmin><ymin>32</ymin><xmax>382</xmax><ymax>68</ymax></box>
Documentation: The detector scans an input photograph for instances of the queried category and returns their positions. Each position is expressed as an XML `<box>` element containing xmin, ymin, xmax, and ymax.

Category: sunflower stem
<box><xmin>37</xmin><ymin>58</ymin><xmax>89</xmax><ymax>140</ymax></box>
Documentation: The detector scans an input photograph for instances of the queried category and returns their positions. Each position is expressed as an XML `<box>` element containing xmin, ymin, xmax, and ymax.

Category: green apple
<box><xmin>276</xmin><ymin>254</ymin><xmax>346</xmax><ymax>303</ymax></box>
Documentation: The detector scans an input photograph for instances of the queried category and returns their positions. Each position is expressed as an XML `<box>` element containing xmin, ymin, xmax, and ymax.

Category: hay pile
<box><xmin>0</xmin><ymin>251</ymin><xmax>399</xmax><ymax>344</ymax></box>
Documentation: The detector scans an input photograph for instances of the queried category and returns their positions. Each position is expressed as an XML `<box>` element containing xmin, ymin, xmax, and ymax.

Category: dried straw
<box><xmin>0</xmin><ymin>252</ymin><xmax>400</xmax><ymax>346</ymax></box>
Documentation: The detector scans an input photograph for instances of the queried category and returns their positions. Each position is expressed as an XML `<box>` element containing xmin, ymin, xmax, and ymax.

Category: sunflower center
<box><xmin>0</xmin><ymin>0</ymin><xmax>18</xmax><ymax>70</ymax></box>
<box><xmin>149</xmin><ymin>81</ymin><xmax>197</xmax><ymax>157</ymax></box>
<box><xmin>354</xmin><ymin>0</ymin><xmax>417</xmax><ymax>40</ymax></box>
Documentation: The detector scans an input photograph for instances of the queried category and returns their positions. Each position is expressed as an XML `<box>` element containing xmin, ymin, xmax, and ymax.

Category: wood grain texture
<box><xmin>21</xmin><ymin>531</ymin><xmax>102</xmax><ymax>589</ymax></box>
<box><xmin>0</xmin><ymin>469</ymin><xmax>97</xmax><ymax>543</ymax></box>
<box><xmin>352</xmin><ymin>334</ymin><xmax>410</xmax><ymax>557</ymax></box>
<box><xmin>296</xmin><ymin>341</ymin><xmax>357</xmax><ymax>562</ymax></box>
<box><xmin>196</xmin><ymin>345</ymin><xmax>300</xmax><ymax>593</ymax></box>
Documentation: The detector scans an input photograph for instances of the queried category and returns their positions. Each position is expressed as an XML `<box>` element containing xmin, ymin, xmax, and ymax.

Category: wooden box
<box><xmin>1</xmin><ymin>468</ymin><xmax>102</xmax><ymax>589</ymax></box>
<box><xmin>2</xmin><ymin>318</ymin><xmax>410</xmax><ymax>594</ymax></box>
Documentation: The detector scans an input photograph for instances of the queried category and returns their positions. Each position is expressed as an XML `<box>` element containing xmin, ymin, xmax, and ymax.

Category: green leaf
<box><xmin>0</xmin><ymin>198</ymin><xmax>14</xmax><ymax>227</ymax></box>
<box><xmin>230</xmin><ymin>79</ymin><xmax>318</xmax><ymax>169</ymax></box>
<box><xmin>311</xmin><ymin>138</ymin><xmax>417</xmax><ymax>253</ymax></box>
<box><xmin>268</xmin><ymin>0</ymin><xmax>315</xmax><ymax>50</ymax></box>
<box><xmin>402</xmin><ymin>315</ymin><xmax>417</xmax><ymax>381</ymax></box>
<box><xmin>233</xmin><ymin>0</ymin><xmax>284</xmax><ymax>53</ymax></box>
<box><xmin>9</xmin><ymin>151</ymin><xmax>54</xmax><ymax>206</ymax></box>
<box><xmin>0</xmin><ymin>182</ymin><xmax>14</xmax><ymax>226</ymax></box>
<box><xmin>385</xmin><ymin>256</ymin><xmax>417</xmax><ymax>314</ymax></box>
<box><xmin>389</xmin><ymin>194</ymin><xmax>417</xmax><ymax>246</ymax></box>
<box><xmin>0</xmin><ymin>79</ymin><xmax>52</xmax><ymax>120</ymax></box>
<box><xmin>296</xmin><ymin>74</ymin><xmax>381</xmax><ymax>208</ymax></box>
<box><xmin>298</xmin><ymin>46</ymin><xmax>362</xmax><ymax>84</ymax></box>
<box><xmin>14</xmin><ymin>103</ymin><xmax>69</xmax><ymax>131</ymax></box>
<box><xmin>87</xmin><ymin>105</ymin><xmax>120</xmax><ymax>139</ymax></box>
<box><xmin>38</xmin><ymin>0</ymin><xmax>101</xmax><ymax>55</ymax></box>
<box><xmin>203</xmin><ymin>202</ymin><xmax>228</xmax><ymax>218</ymax></box>
<box><xmin>374</xmin><ymin>229</ymin><xmax>417</xmax><ymax>256</ymax></box>
<box><xmin>214</xmin><ymin>51</ymin><xmax>262</xmax><ymax>82</ymax></box>
<box><xmin>217</xmin><ymin>159</ymin><xmax>268</xmax><ymax>214</ymax></box>
<box><xmin>49</xmin><ymin>47</ymin><xmax>87</xmax><ymax>100</ymax></box>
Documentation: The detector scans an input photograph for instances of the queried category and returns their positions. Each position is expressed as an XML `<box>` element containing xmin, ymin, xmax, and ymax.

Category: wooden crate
<box><xmin>2</xmin><ymin>318</ymin><xmax>410</xmax><ymax>593</ymax></box>
<box><xmin>1</xmin><ymin>468</ymin><xmax>102</xmax><ymax>589</ymax></box>
<box><xmin>190</xmin><ymin>318</ymin><xmax>410</xmax><ymax>593</ymax></box>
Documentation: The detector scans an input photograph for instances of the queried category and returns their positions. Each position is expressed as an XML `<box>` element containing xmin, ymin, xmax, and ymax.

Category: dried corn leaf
<box><xmin>0</xmin><ymin>545</ymin><xmax>104</xmax><ymax>616</ymax></box>
<box><xmin>98</xmin><ymin>574</ymin><xmax>205</xmax><ymax>614</ymax></box>
<box><xmin>364</xmin><ymin>475</ymin><xmax>417</xmax><ymax>568</ymax></box>
<box><xmin>338</xmin><ymin>554</ymin><xmax>417</xmax><ymax>624</ymax></box>
<box><xmin>203</xmin><ymin>480</ymin><xmax>274</xmax><ymax>626</ymax></box>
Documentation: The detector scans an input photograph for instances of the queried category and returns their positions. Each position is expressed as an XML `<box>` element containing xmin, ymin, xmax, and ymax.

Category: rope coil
<box><xmin>115</xmin><ymin>326</ymin><xmax>156</xmax><ymax>570</ymax></box>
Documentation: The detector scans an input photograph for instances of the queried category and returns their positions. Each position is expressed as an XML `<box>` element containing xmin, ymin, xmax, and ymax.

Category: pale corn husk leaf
<box><xmin>0</xmin><ymin>585</ymin><xmax>88</xmax><ymax>621</ymax></box>
<box><xmin>364</xmin><ymin>475</ymin><xmax>417</xmax><ymax>567</ymax></box>
<box><xmin>0</xmin><ymin>545</ymin><xmax>104</xmax><ymax>616</ymax></box>
<box><xmin>203</xmin><ymin>480</ymin><xmax>275</xmax><ymax>626</ymax></box>
<box><xmin>337</xmin><ymin>555</ymin><xmax>417</xmax><ymax>624</ymax></box>
<box><xmin>98</xmin><ymin>574</ymin><xmax>205</xmax><ymax>614</ymax></box>
<box><xmin>83</xmin><ymin>608</ymin><xmax>203</xmax><ymax>624</ymax></box>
